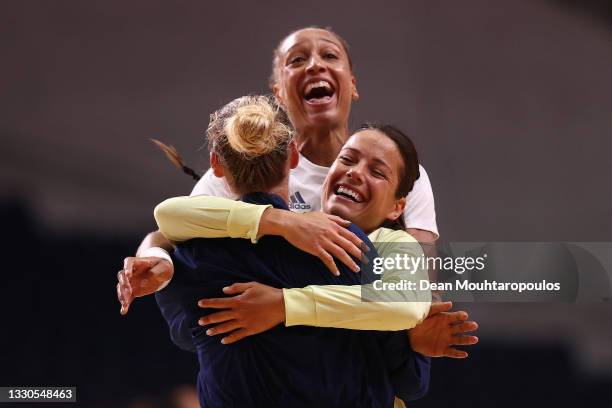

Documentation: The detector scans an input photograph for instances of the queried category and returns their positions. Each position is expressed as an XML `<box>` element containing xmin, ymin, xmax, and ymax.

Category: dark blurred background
<box><xmin>1</xmin><ymin>1</ymin><xmax>611</xmax><ymax>407</ymax></box>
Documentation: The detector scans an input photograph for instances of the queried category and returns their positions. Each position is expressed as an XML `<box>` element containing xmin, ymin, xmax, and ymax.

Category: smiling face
<box><xmin>272</xmin><ymin>28</ymin><xmax>357</xmax><ymax>133</ymax></box>
<box><xmin>322</xmin><ymin>129</ymin><xmax>406</xmax><ymax>234</ymax></box>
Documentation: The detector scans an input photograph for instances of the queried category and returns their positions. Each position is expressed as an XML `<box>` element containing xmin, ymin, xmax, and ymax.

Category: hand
<box><xmin>408</xmin><ymin>302</ymin><xmax>479</xmax><ymax>358</ymax></box>
<box><xmin>260</xmin><ymin>209</ymin><xmax>368</xmax><ymax>276</ymax></box>
<box><xmin>117</xmin><ymin>256</ymin><xmax>174</xmax><ymax>315</ymax></box>
<box><xmin>197</xmin><ymin>282</ymin><xmax>285</xmax><ymax>345</ymax></box>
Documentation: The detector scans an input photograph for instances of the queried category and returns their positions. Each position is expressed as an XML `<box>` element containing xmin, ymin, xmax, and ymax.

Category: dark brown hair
<box><xmin>357</xmin><ymin>123</ymin><xmax>421</xmax><ymax>230</ymax></box>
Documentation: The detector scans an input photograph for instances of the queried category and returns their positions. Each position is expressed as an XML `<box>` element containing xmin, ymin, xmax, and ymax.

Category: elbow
<box><xmin>395</xmin><ymin>354</ymin><xmax>431</xmax><ymax>403</ymax></box>
<box><xmin>170</xmin><ymin>330</ymin><xmax>196</xmax><ymax>353</ymax></box>
<box><xmin>402</xmin><ymin>354</ymin><xmax>431</xmax><ymax>402</ymax></box>
<box><xmin>390</xmin><ymin>300</ymin><xmax>430</xmax><ymax>330</ymax></box>
<box><xmin>154</xmin><ymin>198</ymin><xmax>182</xmax><ymax>240</ymax></box>
<box><xmin>388</xmin><ymin>285</ymin><xmax>431</xmax><ymax>329</ymax></box>
<box><xmin>401</xmin><ymin>302</ymin><xmax>430</xmax><ymax>330</ymax></box>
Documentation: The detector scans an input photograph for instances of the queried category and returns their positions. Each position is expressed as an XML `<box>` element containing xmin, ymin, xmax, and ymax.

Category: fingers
<box><xmin>118</xmin><ymin>283</ymin><xmax>132</xmax><ymax>315</ymax></box>
<box><xmin>336</xmin><ymin>227</ymin><xmax>368</xmax><ymax>256</ymax></box>
<box><xmin>446</xmin><ymin>311</ymin><xmax>468</xmax><ymax>324</ymax></box>
<box><xmin>444</xmin><ymin>347</ymin><xmax>469</xmax><ymax>359</ymax></box>
<box><xmin>331</xmin><ymin>232</ymin><xmax>364</xmax><ymax>263</ymax></box>
<box><xmin>325</xmin><ymin>214</ymin><xmax>351</xmax><ymax>227</ymax></box>
<box><xmin>199</xmin><ymin>311</ymin><xmax>237</xmax><ymax>326</ymax></box>
<box><xmin>450</xmin><ymin>335</ymin><xmax>479</xmax><ymax>346</ymax></box>
<box><xmin>117</xmin><ymin>269</ymin><xmax>127</xmax><ymax>286</ymax></box>
<box><xmin>223</xmin><ymin>282</ymin><xmax>255</xmax><ymax>295</ymax></box>
<box><xmin>117</xmin><ymin>282</ymin><xmax>128</xmax><ymax>315</ymax></box>
<box><xmin>117</xmin><ymin>270</ymin><xmax>133</xmax><ymax>315</ymax></box>
<box><xmin>315</xmin><ymin>247</ymin><xmax>340</xmax><ymax>276</ymax></box>
<box><xmin>428</xmin><ymin>301</ymin><xmax>453</xmax><ymax>316</ymax></box>
<box><xmin>205</xmin><ymin>320</ymin><xmax>242</xmax><ymax>337</ymax></box>
<box><xmin>124</xmin><ymin>256</ymin><xmax>161</xmax><ymax>276</ymax></box>
<box><xmin>220</xmin><ymin>328</ymin><xmax>250</xmax><ymax>345</ymax></box>
<box><xmin>324</xmin><ymin>242</ymin><xmax>360</xmax><ymax>273</ymax></box>
<box><xmin>123</xmin><ymin>257</ymin><xmax>135</xmax><ymax>277</ymax></box>
<box><xmin>452</xmin><ymin>321</ymin><xmax>478</xmax><ymax>334</ymax></box>
<box><xmin>198</xmin><ymin>296</ymin><xmax>240</xmax><ymax>309</ymax></box>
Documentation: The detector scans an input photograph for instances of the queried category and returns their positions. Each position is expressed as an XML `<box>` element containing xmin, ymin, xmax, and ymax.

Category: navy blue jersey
<box><xmin>156</xmin><ymin>192</ymin><xmax>429</xmax><ymax>407</ymax></box>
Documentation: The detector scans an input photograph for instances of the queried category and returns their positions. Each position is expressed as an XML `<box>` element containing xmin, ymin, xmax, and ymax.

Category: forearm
<box><xmin>135</xmin><ymin>230</ymin><xmax>173</xmax><ymax>257</ymax></box>
<box><xmin>154</xmin><ymin>195</ymin><xmax>270</xmax><ymax>243</ymax></box>
<box><xmin>257</xmin><ymin>208</ymin><xmax>294</xmax><ymax>238</ymax></box>
<box><xmin>283</xmin><ymin>231</ymin><xmax>432</xmax><ymax>331</ymax></box>
<box><xmin>154</xmin><ymin>290</ymin><xmax>195</xmax><ymax>353</ymax></box>
<box><xmin>283</xmin><ymin>284</ymin><xmax>429</xmax><ymax>331</ymax></box>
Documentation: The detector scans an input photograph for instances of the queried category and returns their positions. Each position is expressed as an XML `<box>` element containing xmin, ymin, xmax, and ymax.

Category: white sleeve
<box><xmin>190</xmin><ymin>168</ymin><xmax>236</xmax><ymax>198</ymax></box>
<box><xmin>404</xmin><ymin>164</ymin><xmax>439</xmax><ymax>239</ymax></box>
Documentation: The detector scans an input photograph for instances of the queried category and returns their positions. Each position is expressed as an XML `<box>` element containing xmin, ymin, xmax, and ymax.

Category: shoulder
<box><xmin>368</xmin><ymin>227</ymin><xmax>417</xmax><ymax>244</ymax></box>
<box><xmin>404</xmin><ymin>164</ymin><xmax>439</xmax><ymax>239</ymax></box>
<box><xmin>410</xmin><ymin>165</ymin><xmax>433</xmax><ymax>197</ymax></box>
<box><xmin>190</xmin><ymin>168</ymin><xmax>235</xmax><ymax>198</ymax></box>
<box><xmin>368</xmin><ymin>228</ymin><xmax>423</xmax><ymax>259</ymax></box>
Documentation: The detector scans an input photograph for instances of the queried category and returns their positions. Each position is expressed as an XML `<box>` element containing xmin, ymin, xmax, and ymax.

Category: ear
<box><xmin>351</xmin><ymin>76</ymin><xmax>359</xmax><ymax>101</ymax></box>
<box><xmin>385</xmin><ymin>197</ymin><xmax>406</xmax><ymax>223</ymax></box>
<box><xmin>273</xmin><ymin>83</ymin><xmax>286</xmax><ymax>108</ymax></box>
<box><xmin>288</xmin><ymin>140</ymin><xmax>299</xmax><ymax>170</ymax></box>
<box><xmin>210</xmin><ymin>152</ymin><xmax>224</xmax><ymax>178</ymax></box>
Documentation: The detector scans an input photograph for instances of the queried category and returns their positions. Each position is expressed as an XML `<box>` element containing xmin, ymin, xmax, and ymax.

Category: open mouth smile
<box><xmin>334</xmin><ymin>184</ymin><xmax>364</xmax><ymax>203</ymax></box>
<box><xmin>303</xmin><ymin>79</ymin><xmax>336</xmax><ymax>105</ymax></box>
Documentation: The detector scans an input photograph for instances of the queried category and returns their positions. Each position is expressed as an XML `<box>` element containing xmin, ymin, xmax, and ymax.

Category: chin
<box><xmin>304</xmin><ymin>106</ymin><xmax>344</xmax><ymax>127</ymax></box>
<box><xmin>326</xmin><ymin>203</ymin><xmax>349</xmax><ymax>218</ymax></box>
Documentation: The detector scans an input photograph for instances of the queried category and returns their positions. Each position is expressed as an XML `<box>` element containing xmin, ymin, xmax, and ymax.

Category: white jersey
<box><xmin>191</xmin><ymin>153</ymin><xmax>439</xmax><ymax>238</ymax></box>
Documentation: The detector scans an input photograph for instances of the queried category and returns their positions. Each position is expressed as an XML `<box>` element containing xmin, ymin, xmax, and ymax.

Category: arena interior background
<box><xmin>1</xmin><ymin>1</ymin><xmax>611</xmax><ymax>407</ymax></box>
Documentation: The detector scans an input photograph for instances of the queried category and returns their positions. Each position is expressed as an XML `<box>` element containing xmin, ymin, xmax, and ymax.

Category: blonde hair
<box><xmin>207</xmin><ymin>95</ymin><xmax>294</xmax><ymax>195</ymax></box>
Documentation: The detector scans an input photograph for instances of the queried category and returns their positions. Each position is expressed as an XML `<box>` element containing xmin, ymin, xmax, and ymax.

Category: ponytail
<box><xmin>150</xmin><ymin>139</ymin><xmax>201</xmax><ymax>181</ymax></box>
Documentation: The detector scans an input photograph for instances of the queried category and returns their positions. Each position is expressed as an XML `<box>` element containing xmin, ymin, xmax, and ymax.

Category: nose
<box><xmin>346</xmin><ymin>165</ymin><xmax>365</xmax><ymax>184</ymax></box>
<box><xmin>306</xmin><ymin>54</ymin><xmax>326</xmax><ymax>74</ymax></box>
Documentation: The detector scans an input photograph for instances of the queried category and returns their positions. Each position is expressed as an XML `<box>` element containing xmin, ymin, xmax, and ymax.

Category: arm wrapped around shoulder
<box><xmin>154</xmin><ymin>195</ymin><xmax>270</xmax><ymax>244</ymax></box>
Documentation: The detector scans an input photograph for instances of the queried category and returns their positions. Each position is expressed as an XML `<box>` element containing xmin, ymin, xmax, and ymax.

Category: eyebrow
<box><xmin>342</xmin><ymin>147</ymin><xmax>392</xmax><ymax>170</ymax></box>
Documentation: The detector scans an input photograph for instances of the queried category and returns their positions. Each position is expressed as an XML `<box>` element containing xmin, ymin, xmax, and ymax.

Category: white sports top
<box><xmin>191</xmin><ymin>153</ymin><xmax>439</xmax><ymax>238</ymax></box>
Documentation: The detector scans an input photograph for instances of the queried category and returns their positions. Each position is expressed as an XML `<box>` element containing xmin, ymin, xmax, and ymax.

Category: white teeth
<box><xmin>336</xmin><ymin>185</ymin><xmax>362</xmax><ymax>202</ymax></box>
<box><xmin>305</xmin><ymin>80</ymin><xmax>332</xmax><ymax>95</ymax></box>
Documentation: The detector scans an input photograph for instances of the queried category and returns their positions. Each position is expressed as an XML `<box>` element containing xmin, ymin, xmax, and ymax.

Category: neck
<box><xmin>264</xmin><ymin>183</ymin><xmax>290</xmax><ymax>204</ymax></box>
<box><xmin>295</xmin><ymin>124</ymin><xmax>349</xmax><ymax>167</ymax></box>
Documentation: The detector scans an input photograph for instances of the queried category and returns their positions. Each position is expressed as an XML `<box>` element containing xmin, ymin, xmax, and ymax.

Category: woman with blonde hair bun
<box><xmin>207</xmin><ymin>95</ymin><xmax>294</xmax><ymax>195</ymax></box>
<box><xmin>120</xmin><ymin>28</ymin><xmax>439</xmax><ymax>310</ymax></box>
<box><xmin>155</xmin><ymin>95</ymin><xmax>429</xmax><ymax>407</ymax></box>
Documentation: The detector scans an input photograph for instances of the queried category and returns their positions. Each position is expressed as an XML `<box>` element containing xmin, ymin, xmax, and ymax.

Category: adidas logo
<box><xmin>289</xmin><ymin>191</ymin><xmax>312</xmax><ymax>211</ymax></box>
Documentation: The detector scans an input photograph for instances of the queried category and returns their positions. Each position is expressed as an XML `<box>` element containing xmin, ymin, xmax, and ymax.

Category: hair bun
<box><xmin>225</xmin><ymin>99</ymin><xmax>281</xmax><ymax>157</ymax></box>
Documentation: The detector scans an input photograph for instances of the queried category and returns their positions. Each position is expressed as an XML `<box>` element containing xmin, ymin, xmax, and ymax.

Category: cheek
<box><xmin>371</xmin><ymin>180</ymin><xmax>396</xmax><ymax>208</ymax></box>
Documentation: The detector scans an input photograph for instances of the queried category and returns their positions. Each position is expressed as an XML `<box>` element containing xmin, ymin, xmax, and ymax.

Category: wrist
<box><xmin>139</xmin><ymin>247</ymin><xmax>173</xmax><ymax>265</ymax></box>
<box><xmin>276</xmin><ymin>288</ymin><xmax>286</xmax><ymax>325</ymax></box>
<box><xmin>407</xmin><ymin>328</ymin><xmax>414</xmax><ymax>347</ymax></box>
<box><xmin>258</xmin><ymin>208</ymin><xmax>291</xmax><ymax>238</ymax></box>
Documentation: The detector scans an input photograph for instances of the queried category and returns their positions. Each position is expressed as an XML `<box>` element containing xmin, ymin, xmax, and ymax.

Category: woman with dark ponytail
<box><xmin>153</xmin><ymin>95</ymin><xmax>436</xmax><ymax>407</ymax></box>
<box><xmin>121</xmin><ymin>28</ymin><xmax>439</xmax><ymax>310</ymax></box>
<box><xmin>152</xmin><ymin>115</ymin><xmax>480</xmax><ymax>407</ymax></box>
